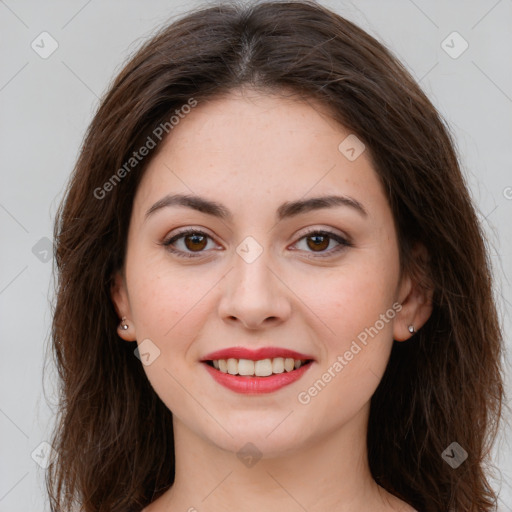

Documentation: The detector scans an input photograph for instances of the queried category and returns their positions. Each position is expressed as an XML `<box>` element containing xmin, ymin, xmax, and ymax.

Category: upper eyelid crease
<box><xmin>144</xmin><ymin>193</ymin><xmax>368</xmax><ymax>222</ymax></box>
<box><xmin>163</xmin><ymin>228</ymin><xmax>351</xmax><ymax>259</ymax></box>
<box><xmin>163</xmin><ymin>225</ymin><xmax>349</xmax><ymax>245</ymax></box>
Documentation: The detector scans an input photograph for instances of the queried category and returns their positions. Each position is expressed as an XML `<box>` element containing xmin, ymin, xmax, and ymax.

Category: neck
<box><xmin>158</xmin><ymin>404</ymin><xmax>405</xmax><ymax>512</ymax></box>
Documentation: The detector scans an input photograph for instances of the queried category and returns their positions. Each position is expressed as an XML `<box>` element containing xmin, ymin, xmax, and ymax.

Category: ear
<box><xmin>393</xmin><ymin>242</ymin><xmax>434</xmax><ymax>341</ymax></box>
<box><xmin>110</xmin><ymin>271</ymin><xmax>137</xmax><ymax>342</ymax></box>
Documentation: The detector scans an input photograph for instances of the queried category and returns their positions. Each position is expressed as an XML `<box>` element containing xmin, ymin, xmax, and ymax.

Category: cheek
<box><xmin>125</xmin><ymin>263</ymin><xmax>215</xmax><ymax>416</ymax></box>
<box><xmin>334</xmin><ymin>272</ymin><xmax>396</xmax><ymax>344</ymax></box>
<box><xmin>130</xmin><ymin>277</ymin><xmax>184</xmax><ymax>339</ymax></box>
<box><xmin>126</xmin><ymin>245</ymin><xmax>213</xmax><ymax>340</ymax></box>
<box><xmin>291</xmin><ymin>247</ymin><xmax>399</xmax><ymax>348</ymax></box>
<box><xmin>292</xmin><ymin>249</ymin><xmax>399</xmax><ymax>410</ymax></box>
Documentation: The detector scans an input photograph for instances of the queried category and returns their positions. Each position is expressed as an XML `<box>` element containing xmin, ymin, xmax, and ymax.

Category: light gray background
<box><xmin>0</xmin><ymin>0</ymin><xmax>511</xmax><ymax>510</ymax></box>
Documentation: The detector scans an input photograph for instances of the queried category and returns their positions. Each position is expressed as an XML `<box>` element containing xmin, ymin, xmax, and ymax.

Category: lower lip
<box><xmin>203</xmin><ymin>362</ymin><xmax>313</xmax><ymax>394</ymax></box>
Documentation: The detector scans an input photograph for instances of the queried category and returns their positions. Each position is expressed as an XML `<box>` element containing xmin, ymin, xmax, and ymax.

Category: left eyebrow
<box><xmin>277</xmin><ymin>194</ymin><xmax>368</xmax><ymax>220</ymax></box>
<box><xmin>144</xmin><ymin>193</ymin><xmax>368</xmax><ymax>222</ymax></box>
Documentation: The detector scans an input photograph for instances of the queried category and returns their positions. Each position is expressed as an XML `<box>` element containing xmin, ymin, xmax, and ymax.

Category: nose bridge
<box><xmin>218</xmin><ymin>244</ymin><xmax>291</xmax><ymax>329</ymax></box>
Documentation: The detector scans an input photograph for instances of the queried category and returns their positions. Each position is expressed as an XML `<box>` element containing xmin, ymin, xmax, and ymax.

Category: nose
<box><xmin>217</xmin><ymin>251</ymin><xmax>292</xmax><ymax>331</ymax></box>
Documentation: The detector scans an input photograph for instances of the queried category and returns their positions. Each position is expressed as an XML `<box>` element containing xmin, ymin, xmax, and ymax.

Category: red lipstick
<box><xmin>201</xmin><ymin>347</ymin><xmax>314</xmax><ymax>361</ymax></box>
<box><xmin>201</xmin><ymin>346</ymin><xmax>315</xmax><ymax>394</ymax></box>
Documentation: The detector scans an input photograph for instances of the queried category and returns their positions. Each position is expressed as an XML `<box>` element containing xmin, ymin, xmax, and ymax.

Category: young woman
<box><xmin>46</xmin><ymin>1</ymin><xmax>505</xmax><ymax>511</ymax></box>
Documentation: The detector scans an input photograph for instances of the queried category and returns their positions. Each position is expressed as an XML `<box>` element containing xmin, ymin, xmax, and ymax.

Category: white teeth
<box><xmin>254</xmin><ymin>359</ymin><xmax>273</xmax><ymax>377</ymax></box>
<box><xmin>227</xmin><ymin>358</ymin><xmax>238</xmax><ymax>375</ymax></box>
<box><xmin>238</xmin><ymin>359</ymin><xmax>254</xmax><ymax>375</ymax></box>
<box><xmin>212</xmin><ymin>357</ymin><xmax>308</xmax><ymax>376</ymax></box>
<box><xmin>272</xmin><ymin>357</ymin><xmax>284</xmax><ymax>374</ymax></box>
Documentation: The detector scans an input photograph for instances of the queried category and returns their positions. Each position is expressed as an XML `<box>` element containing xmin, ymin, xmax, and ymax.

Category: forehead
<box><xmin>133</xmin><ymin>90</ymin><xmax>387</xmax><ymax>220</ymax></box>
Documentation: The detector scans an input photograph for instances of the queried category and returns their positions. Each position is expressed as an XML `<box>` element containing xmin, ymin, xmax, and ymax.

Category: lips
<box><xmin>201</xmin><ymin>347</ymin><xmax>315</xmax><ymax>394</ymax></box>
<box><xmin>202</xmin><ymin>347</ymin><xmax>314</xmax><ymax>361</ymax></box>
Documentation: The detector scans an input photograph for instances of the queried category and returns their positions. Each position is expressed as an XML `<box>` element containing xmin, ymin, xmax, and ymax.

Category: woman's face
<box><xmin>113</xmin><ymin>89</ymin><xmax>420</xmax><ymax>456</ymax></box>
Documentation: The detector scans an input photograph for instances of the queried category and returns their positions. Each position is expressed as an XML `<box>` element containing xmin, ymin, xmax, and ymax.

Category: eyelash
<box><xmin>161</xmin><ymin>228</ymin><xmax>352</xmax><ymax>259</ymax></box>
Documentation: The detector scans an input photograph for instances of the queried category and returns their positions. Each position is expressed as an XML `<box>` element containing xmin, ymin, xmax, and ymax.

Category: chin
<box><xmin>197</xmin><ymin>414</ymin><xmax>313</xmax><ymax>459</ymax></box>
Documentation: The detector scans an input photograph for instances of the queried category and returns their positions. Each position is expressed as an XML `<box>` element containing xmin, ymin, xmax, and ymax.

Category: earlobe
<box><xmin>119</xmin><ymin>316</ymin><xmax>129</xmax><ymax>331</ymax></box>
<box><xmin>110</xmin><ymin>272</ymin><xmax>137</xmax><ymax>342</ymax></box>
<box><xmin>393</xmin><ymin>243</ymin><xmax>434</xmax><ymax>342</ymax></box>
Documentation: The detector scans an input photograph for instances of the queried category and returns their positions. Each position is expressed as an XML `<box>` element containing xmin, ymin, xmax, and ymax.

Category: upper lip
<box><xmin>201</xmin><ymin>347</ymin><xmax>315</xmax><ymax>361</ymax></box>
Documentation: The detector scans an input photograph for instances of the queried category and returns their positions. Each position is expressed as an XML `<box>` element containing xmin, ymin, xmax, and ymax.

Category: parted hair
<box><xmin>46</xmin><ymin>1</ymin><xmax>505</xmax><ymax>511</ymax></box>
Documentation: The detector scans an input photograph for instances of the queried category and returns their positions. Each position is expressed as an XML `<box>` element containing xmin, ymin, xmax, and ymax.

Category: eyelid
<box><xmin>161</xmin><ymin>225</ymin><xmax>352</xmax><ymax>259</ymax></box>
<box><xmin>289</xmin><ymin>227</ymin><xmax>352</xmax><ymax>258</ymax></box>
<box><xmin>293</xmin><ymin>225</ymin><xmax>350</xmax><ymax>243</ymax></box>
<box><xmin>161</xmin><ymin>227</ymin><xmax>221</xmax><ymax>255</ymax></box>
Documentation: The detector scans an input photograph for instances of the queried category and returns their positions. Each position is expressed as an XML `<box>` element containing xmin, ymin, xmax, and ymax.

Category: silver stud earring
<box><xmin>408</xmin><ymin>325</ymin><xmax>415</xmax><ymax>334</ymax></box>
<box><xmin>120</xmin><ymin>317</ymin><xmax>129</xmax><ymax>330</ymax></box>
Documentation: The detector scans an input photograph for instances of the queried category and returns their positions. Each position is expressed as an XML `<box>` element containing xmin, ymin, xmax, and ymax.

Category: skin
<box><xmin>112</xmin><ymin>88</ymin><xmax>432</xmax><ymax>512</ymax></box>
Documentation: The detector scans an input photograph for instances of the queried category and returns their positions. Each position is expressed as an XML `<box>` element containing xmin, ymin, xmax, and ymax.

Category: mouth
<box><xmin>205</xmin><ymin>357</ymin><xmax>313</xmax><ymax>376</ymax></box>
<box><xmin>201</xmin><ymin>348</ymin><xmax>315</xmax><ymax>394</ymax></box>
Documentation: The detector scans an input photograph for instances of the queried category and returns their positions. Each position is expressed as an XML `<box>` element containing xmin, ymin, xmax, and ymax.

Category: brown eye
<box><xmin>306</xmin><ymin>234</ymin><xmax>330</xmax><ymax>251</ymax></box>
<box><xmin>163</xmin><ymin>229</ymin><xmax>217</xmax><ymax>258</ymax></box>
<box><xmin>184</xmin><ymin>233</ymin><xmax>207</xmax><ymax>251</ymax></box>
<box><xmin>293</xmin><ymin>229</ymin><xmax>352</xmax><ymax>258</ymax></box>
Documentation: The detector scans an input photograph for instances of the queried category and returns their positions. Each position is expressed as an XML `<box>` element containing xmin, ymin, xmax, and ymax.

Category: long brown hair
<box><xmin>46</xmin><ymin>1</ymin><xmax>505</xmax><ymax>510</ymax></box>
